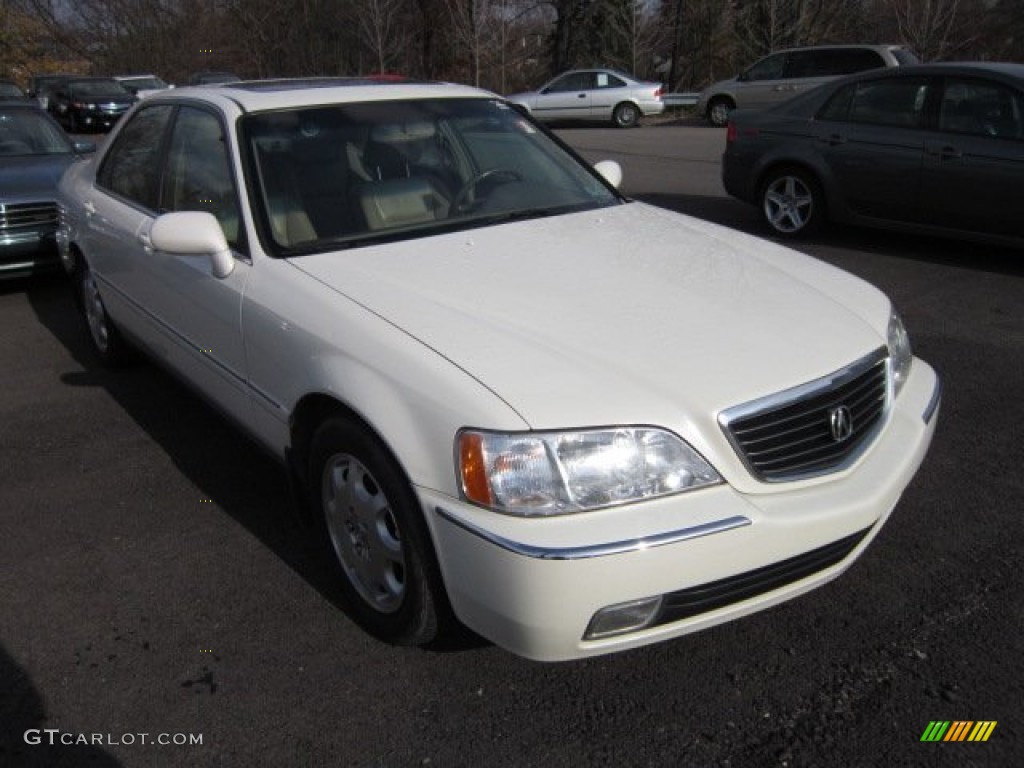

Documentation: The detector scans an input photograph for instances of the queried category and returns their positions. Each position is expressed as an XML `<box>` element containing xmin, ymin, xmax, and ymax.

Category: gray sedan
<box><xmin>0</xmin><ymin>101</ymin><xmax>94</xmax><ymax>279</ymax></box>
<box><xmin>508</xmin><ymin>69</ymin><xmax>665</xmax><ymax>128</ymax></box>
<box><xmin>722</xmin><ymin>62</ymin><xmax>1024</xmax><ymax>247</ymax></box>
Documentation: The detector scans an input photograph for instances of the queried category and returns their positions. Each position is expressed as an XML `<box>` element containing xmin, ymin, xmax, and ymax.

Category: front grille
<box><xmin>652</xmin><ymin>527</ymin><xmax>871</xmax><ymax>627</ymax></box>
<box><xmin>0</xmin><ymin>202</ymin><xmax>59</xmax><ymax>233</ymax></box>
<box><xmin>720</xmin><ymin>349</ymin><xmax>888</xmax><ymax>482</ymax></box>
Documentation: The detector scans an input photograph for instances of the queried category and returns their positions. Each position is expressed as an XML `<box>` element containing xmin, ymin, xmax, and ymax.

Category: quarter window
<box><xmin>96</xmin><ymin>105</ymin><xmax>173</xmax><ymax>209</ymax></box>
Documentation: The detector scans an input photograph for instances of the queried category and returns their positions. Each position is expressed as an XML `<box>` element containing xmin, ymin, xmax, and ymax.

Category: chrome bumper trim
<box><xmin>433</xmin><ymin>507</ymin><xmax>751</xmax><ymax>561</ymax></box>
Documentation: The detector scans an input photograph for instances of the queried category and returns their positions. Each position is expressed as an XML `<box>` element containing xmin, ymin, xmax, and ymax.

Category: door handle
<box><xmin>577</xmin><ymin>93</ymin><xmax>586</xmax><ymax>99</ymax></box>
<box><xmin>927</xmin><ymin>145</ymin><xmax>962</xmax><ymax>160</ymax></box>
<box><xmin>819</xmin><ymin>134</ymin><xmax>847</xmax><ymax>146</ymax></box>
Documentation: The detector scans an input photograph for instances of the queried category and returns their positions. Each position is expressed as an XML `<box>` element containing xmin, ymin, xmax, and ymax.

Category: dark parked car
<box><xmin>27</xmin><ymin>73</ymin><xmax>74</xmax><ymax>109</ymax></box>
<box><xmin>188</xmin><ymin>71</ymin><xmax>242</xmax><ymax>86</ymax></box>
<box><xmin>49</xmin><ymin>77</ymin><xmax>136</xmax><ymax>132</ymax></box>
<box><xmin>722</xmin><ymin>62</ymin><xmax>1024</xmax><ymax>247</ymax></box>
<box><xmin>0</xmin><ymin>101</ymin><xmax>94</xmax><ymax>278</ymax></box>
<box><xmin>0</xmin><ymin>80</ymin><xmax>27</xmax><ymax>100</ymax></box>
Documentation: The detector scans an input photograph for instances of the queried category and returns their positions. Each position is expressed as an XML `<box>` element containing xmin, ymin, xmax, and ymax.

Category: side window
<box><xmin>745</xmin><ymin>53</ymin><xmax>786</xmax><ymax>82</ymax></box>
<box><xmin>819</xmin><ymin>83</ymin><xmax>855</xmax><ymax>122</ymax></box>
<box><xmin>161</xmin><ymin>106</ymin><xmax>242</xmax><ymax>246</ymax></box>
<box><xmin>596</xmin><ymin>73</ymin><xmax>626</xmax><ymax>89</ymax></box>
<box><xmin>546</xmin><ymin>73</ymin><xmax>591</xmax><ymax>92</ymax></box>
<box><xmin>847</xmin><ymin>78</ymin><xmax>929</xmax><ymax>128</ymax></box>
<box><xmin>785</xmin><ymin>51</ymin><xmax>820</xmax><ymax>78</ymax></box>
<box><xmin>96</xmin><ymin>104</ymin><xmax>174</xmax><ymax>209</ymax></box>
<box><xmin>814</xmin><ymin>49</ymin><xmax>886</xmax><ymax>77</ymax></box>
<box><xmin>939</xmin><ymin>77</ymin><xmax>1023</xmax><ymax>139</ymax></box>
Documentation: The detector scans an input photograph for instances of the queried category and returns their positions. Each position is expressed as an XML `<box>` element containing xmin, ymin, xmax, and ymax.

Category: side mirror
<box><xmin>593</xmin><ymin>160</ymin><xmax>622</xmax><ymax>189</ymax></box>
<box><xmin>149</xmin><ymin>211</ymin><xmax>234</xmax><ymax>278</ymax></box>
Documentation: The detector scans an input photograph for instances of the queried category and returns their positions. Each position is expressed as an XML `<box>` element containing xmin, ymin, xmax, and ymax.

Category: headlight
<box><xmin>887</xmin><ymin>310</ymin><xmax>913</xmax><ymax>398</ymax></box>
<box><xmin>457</xmin><ymin>427</ymin><xmax>721</xmax><ymax>516</ymax></box>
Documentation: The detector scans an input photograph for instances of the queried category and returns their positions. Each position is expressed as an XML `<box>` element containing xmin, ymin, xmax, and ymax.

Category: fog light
<box><xmin>584</xmin><ymin>596</ymin><xmax>663</xmax><ymax>640</ymax></box>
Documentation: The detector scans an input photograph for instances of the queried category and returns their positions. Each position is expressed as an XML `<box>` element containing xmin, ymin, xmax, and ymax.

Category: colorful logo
<box><xmin>920</xmin><ymin>721</ymin><xmax>997</xmax><ymax>742</ymax></box>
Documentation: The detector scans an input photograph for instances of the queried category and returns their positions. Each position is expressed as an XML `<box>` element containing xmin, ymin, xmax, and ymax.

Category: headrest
<box><xmin>370</xmin><ymin>121</ymin><xmax>436</xmax><ymax>143</ymax></box>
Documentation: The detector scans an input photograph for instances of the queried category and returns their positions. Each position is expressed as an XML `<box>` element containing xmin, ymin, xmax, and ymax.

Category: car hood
<box><xmin>0</xmin><ymin>154</ymin><xmax>74</xmax><ymax>200</ymax></box>
<box><xmin>289</xmin><ymin>203</ymin><xmax>889</xmax><ymax>431</ymax></box>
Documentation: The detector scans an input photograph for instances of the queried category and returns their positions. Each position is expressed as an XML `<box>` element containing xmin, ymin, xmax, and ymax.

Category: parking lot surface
<box><xmin>1</xmin><ymin>122</ymin><xmax>1021</xmax><ymax>767</ymax></box>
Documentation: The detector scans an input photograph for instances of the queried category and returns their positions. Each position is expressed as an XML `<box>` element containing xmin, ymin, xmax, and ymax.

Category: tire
<box><xmin>759</xmin><ymin>168</ymin><xmax>825</xmax><ymax>237</ymax></box>
<box><xmin>707</xmin><ymin>97</ymin><xmax>734</xmax><ymax>128</ymax></box>
<box><xmin>309</xmin><ymin>417</ymin><xmax>449</xmax><ymax>645</ymax></box>
<box><xmin>78</xmin><ymin>259</ymin><xmax>128</xmax><ymax>366</ymax></box>
<box><xmin>612</xmin><ymin>102</ymin><xmax>640</xmax><ymax>128</ymax></box>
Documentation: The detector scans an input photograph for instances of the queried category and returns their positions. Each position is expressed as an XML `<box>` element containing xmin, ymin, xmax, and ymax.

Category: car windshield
<box><xmin>241</xmin><ymin>97</ymin><xmax>621</xmax><ymax>253</ymax></box>
<box><xmin>71</xmin><ymin>81</ymin><xmax>130</xmax><ymax>99</ymax></box>
<box><xmin>0</xmin><ymin>108</ymin><xmax>72</xmax><ymax>155</ymax></box>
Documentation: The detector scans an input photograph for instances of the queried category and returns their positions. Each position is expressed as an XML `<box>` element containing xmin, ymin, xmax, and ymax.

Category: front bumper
<box><xmin>421</xmin><ymin>359</ymin><xmax>940</xmax><ymax>661</ymax></box>
<box><xmin>0</xmin><ymin>231</ymin><xmax>60</xmax><ymax>279</ymax></box>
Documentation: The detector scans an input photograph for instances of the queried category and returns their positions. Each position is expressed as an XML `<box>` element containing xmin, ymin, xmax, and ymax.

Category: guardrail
<box><xmin>663</xmin><ymin>92</ymin><xmax>699</xmax><ymax>107</ymax></box>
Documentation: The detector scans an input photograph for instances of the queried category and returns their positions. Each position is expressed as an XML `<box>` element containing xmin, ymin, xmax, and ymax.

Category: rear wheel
<box><xmin>707</xmin><ymin>97</ymin><xmax>734</xmax><ymax>128</ymax></box>
<box><xmin>309</xmin><ymin>417</ymin><xmax>449</xmax><ymax>645</ymax></box>
<box><xmin>612</xmin><ymin>102</ymin><xmax>640</xmax><ymax>128</ymax></box>
<box><xmin>759</xmin><ymin>167</ymin><xmax>825</xmax><ymax>237</ymax></box>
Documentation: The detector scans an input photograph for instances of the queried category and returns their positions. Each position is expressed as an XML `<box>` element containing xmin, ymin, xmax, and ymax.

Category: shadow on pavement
<box><xmin>0</xmin><ymin>643</ymin><xmax>122</xmax><ymax>767</ymax></box>
<box><xmin>22</xmin><ymin>276</ymin><xmax>488</xmax><ymax>658</ymax></box>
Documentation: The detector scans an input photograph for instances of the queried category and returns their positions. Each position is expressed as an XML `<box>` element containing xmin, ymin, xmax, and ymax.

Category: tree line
<box><xmin>2</xmin><ymin>0</ymin><xmax>1022</xmax><ymax>95</ymax></box>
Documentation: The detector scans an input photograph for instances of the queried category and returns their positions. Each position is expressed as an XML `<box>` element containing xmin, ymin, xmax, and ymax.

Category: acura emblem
<box><xmin>829</xmin><ymin>406</ymin><xmax>854</xmax><ymax>442</ymax></box>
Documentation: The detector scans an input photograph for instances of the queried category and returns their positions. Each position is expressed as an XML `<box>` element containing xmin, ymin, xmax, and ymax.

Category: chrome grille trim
<box><xmin>0</xmin><ymin>202</ymin><xmax>59</xmax><ymax>233</ymax></box>
<box><xmin>719</xmin><ymin>348</ymin><xmax>889</xmax><ymax>482</ymax></box>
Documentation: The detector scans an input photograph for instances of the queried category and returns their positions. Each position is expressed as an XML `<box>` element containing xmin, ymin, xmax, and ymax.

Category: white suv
<box><xmin>698</xmin><ymin>44</ymin><xmax>919</xmax><ymax>126</ymax></box>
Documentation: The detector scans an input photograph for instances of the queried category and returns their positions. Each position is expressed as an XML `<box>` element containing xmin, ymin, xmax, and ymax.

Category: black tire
<box><xmin>612</xmin><ymin>102</ymin><xmax>640</xmax><ymax>128</ymax></box>
<box><xmin>77</xmin><ymin>259</ymin><xmax>128</xmax><ymax>366</ymax></box>
<box><xmin>759</xmin><ymin>167</ymin><xmax>826</xmax><ymax>237</ymax></box>
<box><xmin>707</xmin><ymin>97</ymin><xmax>734</xmax><ymax>128</ymax></box>
<box><xmin>309</xmin><ymin>417</ymin><xmax>449</xmax><ymax>645</ymax></box>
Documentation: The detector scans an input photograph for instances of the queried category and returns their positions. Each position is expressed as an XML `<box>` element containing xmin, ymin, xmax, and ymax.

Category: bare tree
<box><xmin>878</xmin><ymin>0</ymin><xmax>975</xmax><ymax>60</ymax></box>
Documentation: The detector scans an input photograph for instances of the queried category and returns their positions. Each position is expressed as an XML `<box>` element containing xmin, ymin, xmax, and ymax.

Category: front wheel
<box><xmin>759</xmin><ymin>168</ymin><xmax>825</xmax><ymax>237</ymax></box>
<box><xmin>309</xmin><ymin>417</ymin><xmax>450</xmax><ymax>645</ymax></box>
<box><xmin>78</xmin><ymin>259</ymin><xmax>128</xmax><ymax>366</ymax></box>
<box><xmin>612</xmin><ymin>102</ymin><xmax>640</xmax><ymax>128</ymax></box>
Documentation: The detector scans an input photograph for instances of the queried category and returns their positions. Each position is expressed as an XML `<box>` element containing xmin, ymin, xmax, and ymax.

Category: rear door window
<box><xmin>821</xmin><ymin>78</ymin><xmax>930</xmax><ymax>128</ymax></box>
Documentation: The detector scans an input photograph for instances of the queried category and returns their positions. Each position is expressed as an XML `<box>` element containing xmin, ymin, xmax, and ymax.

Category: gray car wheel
<box><xmin>78</xmin><ymin>259</ymin><xmax>127</xmax><ymax>366</ymax></box>
<box><xmin>612</xmin><ymin>102</ymin><xmax>640</xmax><ymax>128</ymax></box>
<box><xmin>760</xmin><ymin>169</ymin><xmax>824</xmax><ymax>237</ymax></box>
<box><xmin>708</xmin><ymin>98</ymin><xmax>734</xmax><ymax>128</ymax></box>
<box><xmin>310</xmin><ymin>417</ymin><xmax>450</xmax><ymax>645</ymax></box>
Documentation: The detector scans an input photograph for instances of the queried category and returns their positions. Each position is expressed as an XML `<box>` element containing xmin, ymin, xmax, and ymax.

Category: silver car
<box><xmin>698</xmin><ymin>44</ymin><xmax>918</xmax><ymax>127</ymax></box>
<box><xmin>508</xmin><ymin>69</ymin><xmax>665</xmax><ymax>128</ymax></box>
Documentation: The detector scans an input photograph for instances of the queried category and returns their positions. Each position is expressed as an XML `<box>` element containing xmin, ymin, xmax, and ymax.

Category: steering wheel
<box><xmin>453</xmin><ymin>168</ymin><xmax>523</xmax><ymax>213</ymax></box>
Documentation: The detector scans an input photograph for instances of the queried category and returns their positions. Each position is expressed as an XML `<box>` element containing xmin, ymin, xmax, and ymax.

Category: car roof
<box><xmin>163</xmin><ymin>77</ymin><xmax>498</xmax><ymax>113</ymax></box>
<box><xmin>771</xmin><ymin>43</ymin><xmax>910</xmax><ymax>53</ymax></box>
<box><xmin>841</xmin><ymin>61</ymin><xmax>1024</xmax><ymax>80</ymax></box>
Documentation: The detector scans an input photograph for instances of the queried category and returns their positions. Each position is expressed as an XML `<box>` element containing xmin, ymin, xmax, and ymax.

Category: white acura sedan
<box><xmin>56</xmin><ymin>78</ymin><xmax>940</xmax><ymax>661</ymax></box>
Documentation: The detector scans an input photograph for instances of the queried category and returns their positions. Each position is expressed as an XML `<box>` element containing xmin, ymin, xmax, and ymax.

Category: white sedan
<box><xmin>57</xmin><ymin>78</ymin><xmax>940</xmax><ymax>661</ymax></box>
